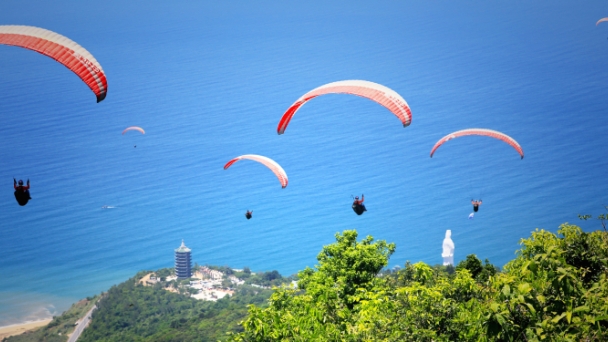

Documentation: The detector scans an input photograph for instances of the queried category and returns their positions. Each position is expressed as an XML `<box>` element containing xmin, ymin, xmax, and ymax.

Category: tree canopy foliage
<box><xmin>232</xmin><ymin>225</ymin><xmax>608</xmax><ymax>341</ymax></box>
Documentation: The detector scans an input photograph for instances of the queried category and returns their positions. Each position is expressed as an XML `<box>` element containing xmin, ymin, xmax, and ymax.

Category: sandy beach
<box><xmin>0</xmin><ymin>319</ymin><xmax>51</xmax><ymax>340</ymax></box>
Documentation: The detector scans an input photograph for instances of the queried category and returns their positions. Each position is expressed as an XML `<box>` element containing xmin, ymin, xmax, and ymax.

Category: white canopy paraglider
<box><xmin>442</xmin><ymin>230</ymin><xmax>455</xmax><ymax>266</ymax></box>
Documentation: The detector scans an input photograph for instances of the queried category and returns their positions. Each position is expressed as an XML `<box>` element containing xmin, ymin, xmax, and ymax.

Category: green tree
<box><xmin>484</xmin><ymin>224</ymin><xmax>608</xmax><ymax>340</ymax></box>
<box><xmin>456</xmin><ymin>254</ymin><xmax>483</xmax><ymax>279</ymax></box>
<box><xmin>222</xmin><ymin>278</ymin><xmax>233</xmax><ymax>289</ymax></box>
<box><xmin>232</xmin><ymin>230</ymin><xmax>395</xmax><ymax>341</ymax></box>
<box><xmin>233</xmin><ymin>225</ymin><xmax>608</xmax><ymax>341</ymax></box>
<box><xmin>456</xmin><ymin>254</ymin><xmax>499</xmax><ymax>283</ymax></box>
<box><xmin>579</xmin><ymin>205</ymin><xmax>608</xmax><ymax>232</ymax></box>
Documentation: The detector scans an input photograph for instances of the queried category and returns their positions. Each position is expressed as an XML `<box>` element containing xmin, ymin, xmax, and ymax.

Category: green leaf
<box><xmin>551</xmin><ymin>312</ymin><xmax>566</xmax><ymax>323</ymax></box>
<box><xmin>528</xmin><ymin>261</ymin><xmax>538</xmax><ymax>274</ymax></box>
<box><xmin>496</xmin><ymin>313</ymin><xmax>506</xmax><ymax>326</ymax></box>
<box><xmin>517</xmin><ymin>283</ymin><xmax>531</xmax><ymax>294</ymax></box>
<box><xmin>536</xmin><ymin>295</ymin><xmax>546</xmax><ymax>304</ymax></box>
<box><xmin>525</xmin><ymin>303</ymin><xmax>536</xmax><ymax>315</ymax></box>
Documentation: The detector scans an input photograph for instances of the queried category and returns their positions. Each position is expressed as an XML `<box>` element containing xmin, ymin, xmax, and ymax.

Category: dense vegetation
<box><xmin>4</xmin><ymin>295</ymin><xmax>99</xmax><ymax>342</ymax></box>
<box><xmin>231</xmin><ymin>225</ymin><xmax>608</xmax><ymax>341</ymax></box>
<box><xmin>77</xmin><ymin>271</ymin><xmax>281</xmax><ymax>342</ymax></box>
<box><xmin>8</xmin><ymin>222</ymin><xmax>607</xmax><ymax>341</ymax></box>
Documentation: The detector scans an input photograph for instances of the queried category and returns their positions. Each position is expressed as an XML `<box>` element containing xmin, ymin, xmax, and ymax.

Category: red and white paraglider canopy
<box><xmin>430</xmin><ymin>128</ymin><xmax>524</xmax><ymax>159</ymax></box>
<box><xmin>0</xmin><ymin>25</ymin><xmax>107</xmax><ymax>102</ymax></box>
<box><xmin>277</xmin><ymin>80</ymin><xmax>412</xmax><ymax>134</ymax></box>
<box><xmin>122</xmin><ymin>126</ymin><xmax>145</xmax><ymax>135</ymax></box>
<box><xmin>224</xmin><ymin>154</ymin><xmax>288</xmax><ymax>188</ymax></box>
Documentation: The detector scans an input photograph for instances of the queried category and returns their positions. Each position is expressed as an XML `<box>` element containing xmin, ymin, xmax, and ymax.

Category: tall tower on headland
<box><xmin>175</xmin><ymin>240</ymin><xmax>192</xmax><ymax>279</ymax></box>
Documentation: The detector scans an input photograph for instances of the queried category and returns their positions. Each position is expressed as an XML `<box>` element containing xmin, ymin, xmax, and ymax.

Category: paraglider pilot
<box><xmin>245</xmin><ymin>210</ymin><xmax>253</xmax><ymax>220</ymax></box>
<box><xmin>352</xmin><ymin>194</ymin><xmax>367</xmax><ymax>215</ymax></box>
<box><xmin>471</xmin><ymin>199</ymin><xmax>482</xmax><ymax>212</ymax></box>
<box><xmin>14</xmin><ymin>178</ymin><xmax>31</xmax><ymax>206</ymax></box>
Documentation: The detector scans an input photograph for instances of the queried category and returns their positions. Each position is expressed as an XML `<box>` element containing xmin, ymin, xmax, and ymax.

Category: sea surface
<box><xmin>1</xmin><ymin>0</ymin><xmax>608</xmax><ymax>327</ymax></box>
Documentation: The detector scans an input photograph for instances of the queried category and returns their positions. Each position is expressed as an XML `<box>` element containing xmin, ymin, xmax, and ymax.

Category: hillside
<box><xmin>6</xmin><ymin>222</ymin><xmax>608</xmax><ymax>341</ymax></box>
<box><xmin>77</xmin><ymin>268</ymin><xmax>288</xmax><ymax>342</ymax></box>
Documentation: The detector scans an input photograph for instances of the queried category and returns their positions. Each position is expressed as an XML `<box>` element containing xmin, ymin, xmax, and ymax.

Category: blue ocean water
<box><xmin>1</xmin><ymin>0</ymin><xmax>608</xmax><ymax>327</ymax></box>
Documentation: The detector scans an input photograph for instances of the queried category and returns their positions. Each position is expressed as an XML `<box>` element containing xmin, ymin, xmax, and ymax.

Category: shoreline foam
<box><xmin>0</xmin><ymin>319</ymin><xmax>52</xmax><ymax>340</ymax></box>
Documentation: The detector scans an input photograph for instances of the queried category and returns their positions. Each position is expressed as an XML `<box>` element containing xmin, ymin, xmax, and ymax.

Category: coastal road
<box><xmin>67</xmin><ymin>304</ymin><xmax>97</xmax><ymax>342</ymax></box>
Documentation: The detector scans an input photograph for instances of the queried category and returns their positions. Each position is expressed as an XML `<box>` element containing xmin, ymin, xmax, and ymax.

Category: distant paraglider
<box><xmin>430</xmin><ymin>128</ymin><xmax>524</xmax><ymax>159</ymax></box>
<box><xmin>472</xmin><ymin>199</ymin><xmax>482</xmax><ymax>212</ymax></box>
<box><xmin>245</xmin><ymin>210</ymin><xmax>253</xmax><ymax>220</ymax></box>
<box><xmin>277</xmin><ymin>80</ymin><xmax>412</xmax><ymax>134</ymax></box>
<box><xmin>122</xmin><ymin>126</ymin><xmax>145</xmax><ymax>135</ymax></box>
<box><xmin>468</xmin><ymin>212</ymin><xmax>475</xmax><ymax>219</ymax></box>
<box><xmin>0</xmin><ymin>25</ymin><xmax>108</xmax><ymax>102</ymax></box>
<box><xmin>352</xmin><ymin>194</ymin><xmax>367</xmax><ymax>215</ymax></box>
<box><xmin>13</xmin><ymin>178</ymin><xmax>31</xmax><ymax>206</ymax></box>
<box><xmin>596</xmin><ymin>18</ymin><xmax>608</xmax><ymax>39</ymax></box>
<box><xmin>224</xmin><ymin>154</ymin><xmax>288</xmax><ymax>188</ymax></box>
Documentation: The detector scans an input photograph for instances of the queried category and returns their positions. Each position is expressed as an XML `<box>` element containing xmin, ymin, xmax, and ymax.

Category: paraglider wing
<box><xmin>122</xmin><ymin>126</ymin><xmax>145</xmax><ymax>135</ymax></box>
<box><xmin>468</xmin><ymin>212</ymin><xmax>474</xmax><ymax>219</ymax></box>
<box><xmin>224</xmin><ymin>154</ymin><xmax>288</xmax><ymax>188</ymax></box>
<box><xmin>0</xmin><ymin>25</ymin><xmax>107</xmax><ymax>102</ymax></box>
<box><xmin>429</xmin><ymin>128</ymin><xmax>524</xmax><ymax>159</ymax></box>
<box><xmin>597</xmin><ymin>17</ymin><xmax>608</xmax><ymax>26</ymax></box>
<box><xmin>277</xmin><ymin>80</ymin><xmax>412</xmax><ymax>134</ymax></box>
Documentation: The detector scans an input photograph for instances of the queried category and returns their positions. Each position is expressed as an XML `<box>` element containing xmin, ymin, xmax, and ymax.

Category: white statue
<box><xmin>442</xmin><ymin>230</ymin><xmax>455</xmax><ymax>266</ymax></box>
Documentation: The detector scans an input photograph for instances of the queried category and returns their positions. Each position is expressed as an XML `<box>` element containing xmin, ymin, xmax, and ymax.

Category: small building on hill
<box><xmin>175</xmin><ymin>240</ymin><xmax>192</xmax><ymax>279</ymax></box>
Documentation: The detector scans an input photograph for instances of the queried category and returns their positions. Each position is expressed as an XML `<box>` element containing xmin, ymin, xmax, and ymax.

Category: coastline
<box><xmin>0</xmin><ymin>319</ymin><xmax>52</xmax><ymax>340</ymax></box>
